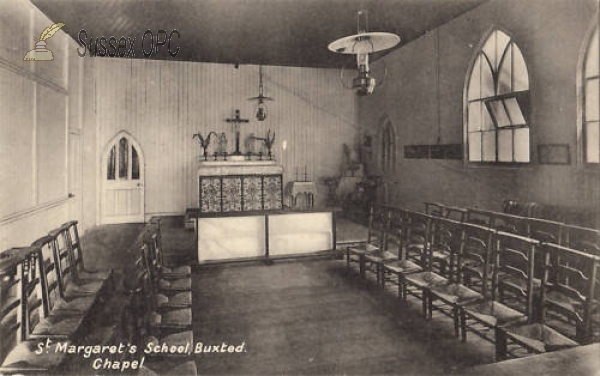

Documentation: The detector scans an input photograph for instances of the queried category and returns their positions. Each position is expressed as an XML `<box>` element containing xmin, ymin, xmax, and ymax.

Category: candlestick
<box><xmin>304</xmin><ymin>165</ymin><xmax>308</xmax><ymax>182</ymax></box>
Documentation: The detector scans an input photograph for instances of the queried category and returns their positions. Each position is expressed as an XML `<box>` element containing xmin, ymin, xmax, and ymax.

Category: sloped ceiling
<box><xmin>32</xmin><ymin>0</ymin><xmax>487</xmax><ymax>68</ymax></box>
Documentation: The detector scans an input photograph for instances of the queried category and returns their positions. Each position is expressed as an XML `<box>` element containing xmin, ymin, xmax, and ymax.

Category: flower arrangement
<box><xmin>193</xmin><ymin>131</ymin><xmax>217</xmax><ymax>160</ymax></box>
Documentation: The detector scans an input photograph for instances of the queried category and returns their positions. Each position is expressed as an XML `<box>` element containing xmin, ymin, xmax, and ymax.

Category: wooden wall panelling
<box><xmin>89</xmin><ymin>59</ymin><xmax>357</xmax><ymax>219</ymax></box>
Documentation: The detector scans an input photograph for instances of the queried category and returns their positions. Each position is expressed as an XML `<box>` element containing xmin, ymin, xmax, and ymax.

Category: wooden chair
<box><xmin>496</xmin><ymin>243</ymin><xmax>582</xmax><ymax>360</ymax></box>
<box><xmin>120</xmin><ymin>255</ymin><xmax>197</xmax><ymax>376</ymax></box>
<box><xmin>424</xmin><ymin>202</ymin><xmax>446</xmax><ymax>217</ymax></box>
<box><xmin>526</xmin><ymin>217</ymin><xmax>564</xmax><ymax>245</ymax></box>
<box><xmin>61</xmin><ymin>220</ymin><xmax>114</xmax><ymax>284</ymax></box>
<box><xmin>148</xmin><ymin>218</ymin><xmax>192</xmax><ymax>278</ymax></box>
<box><xmin>18</xmin><ymin>246</ymin><xmax>84</xmax><ymax>340</ymax></box>
<box><xmin>134</xmin><ymin>243</ymin><xmax>192</xmax><ymax>331</ymax></box>
<box><xmin>347</xmin><ymin>205</ymin><xmax>389</xmax><ymax>279</ymax></box>
<box><xmin>364</xmin><ymin>207</ymin><xmax>405</xmax><ymax>286</ymax></box>
<box><xmin>491</xmin><ymin>212</ymin><xmax>528</xmax><ymax>235</ymax></box>
<box><xmin>401</xmin><ymin>212</ymin><xmax>449</xmax><ymax>318</ymax></box>
<box><xmin>31</xmin><ymin>236</ymin><xmax>97</xmax><ymax>315</ymax></box>
<box><xmin>525</xmin><ymin>217</ymin><xmax>564</xmax><ymax>281</ymax></box>
<box><xmin>137</xmin><ymin>230</ymin><xmax>192</xmax><ymax>309</ymax></box>
<box><xmin>48</xmin><ymin>228</ymin><xmax>105</xmax><ymax>297</ymax></box>
<box><xmin>427</xmin><ymin>219</ymin><xmax>484</xmax><ymax>336</ymax></box>
<box><xmin>466</xmin><ymin>208</ymin><xmax>494</xmax><ymax>226</ymax></box>
<box><xmin>444</xmin><ymin>206</ymin><xmax>468</xmax><ymax>222</ymax></box>
<box><xmin>142</xmin><ymin>228</ymin><xmax>192</xmax><ymax>293</ymax></box>
<box><xmin>542</xmin><ymin>243</ymin><xmax>599</xmax><ymax>344</ymax></box>
<box><xmin>381</xmin><ymin>209</ymin><xmax>424</xmax><ymax>298</ymax></box>
<box><xmin>138</xmin><ymin>235</ymin><xmax>192</xmax><ymax>310</ymax></box>
<box><xmin>563</xmin><ymin>224</ymin><xmax>600</xmax><ymax>257</ymax></box>
<box><xmin>460</xmin><ymin>232</ymin><xmax>534</xmax><ymax>360</ymax></box>
<box><xmin>495</xmin><ymin>232</ymin><xmax>540</xmax><ymax>311</ymax></box>
<box><xmin>0</xmin><ymin>247</ymin><xmax>70</xmax><ymax>374</ymax></box>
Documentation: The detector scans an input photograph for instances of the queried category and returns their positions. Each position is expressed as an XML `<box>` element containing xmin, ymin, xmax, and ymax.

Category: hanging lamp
<box><xmin>328</xmin><ymin>10</ymin><xmax>400</xmax><ymax>95</ymax></box>
<box><xmin>248</xmin><ymin>65</ymin><xmax>274</xmax><ymax>121</ymax></box>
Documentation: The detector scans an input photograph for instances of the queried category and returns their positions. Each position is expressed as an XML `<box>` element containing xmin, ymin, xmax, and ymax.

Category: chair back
<box><xmin>424</xmin><ymin>202</ymin><xmax>445</xmax><ymax>217</ymax></box>
<box><xmin>431</xmin><ymin>216</ymin><xmax>463</xmax><ymax>280</ymax></box>
<box><xmin>62</xmin><ymin>220</ymin><xmax>86</xmax><ymax>271</ymax></box>
<box><xmin>491</xmin><ymin>211</ymin><xmax>527</xmax><ymax>235</ymax></box>
<box><xmin>466</xmin><ymin>208</ymin><xmax>493</xmax><ymax>226</ymax></box>
<box><xmin>32</xmin><ymin>236</ymin><xmax>69</xmax><ymax>315</ymax></box>
<box><xmin>542</xmin><ymin>242</ymin><xmax>599</xmax><ymax>343</ymax></box>
<box><xmin>0</xmin><ymin>248</ymin><xmax>29</xmax><ymax>363</ymax></box>
<box><xmin>19</xmin><ymin>247</ymin><xmax>46</xmax><ymax>340</ymax></box>
<box><xmin>458</xmin><ymin>223</ymin><xmax>495</xmax><ymax>294</ymax></box>
<box><xmin>48</xmin><ymin>228</ymin><xmax>79</xmax><ymax>286</ymax></box>
<box><xmin>386</xmin><ymin>207</ymin><xmax>407</xmax><ymax>257</ymax></box>
<box><xmin>526</xmin><ymin>217</ymin><xmax>563</xmax><ymax>244</ymax></box>
<box><xmin>563</xmin><ymin>224</ymin><xmax>600</xmax><ymax>257</ymax></box>
<box><xmin>494</xmin><ymin>232</ymin><xmax>539</xmax><ymax>320</ymax></box>
<box><xmin>444</xmin><ymin>206</ymin><xmax>468</xmax><ymax>222</ymax></box>
<box><xmin>404</xmin><ymin>211</ymin><xmax>433</xmax><ymax>266</ymax></box>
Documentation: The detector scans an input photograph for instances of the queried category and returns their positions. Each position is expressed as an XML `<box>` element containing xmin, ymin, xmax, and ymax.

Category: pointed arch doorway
<box><xmin>101</xmin><ymin>132</ymin><xmax>145</xmax><ymax>224</ymax></box>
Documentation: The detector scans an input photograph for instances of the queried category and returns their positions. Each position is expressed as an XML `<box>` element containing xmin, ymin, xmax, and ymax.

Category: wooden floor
<box><xmin>73</xmin><ymin>218</ymin><xmax>495</xmax><ymax>375</ymax></box>
<box><xmin>192</xmin><ymin>259</ymin><xmax>493</xmax><ymax>375</ymax></box>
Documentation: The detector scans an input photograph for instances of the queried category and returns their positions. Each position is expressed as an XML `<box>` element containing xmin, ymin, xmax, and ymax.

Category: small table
<box><xmin>286</xmin><ymin>181</ymin><xmax>317</xmax><ymax>208</ymax></box>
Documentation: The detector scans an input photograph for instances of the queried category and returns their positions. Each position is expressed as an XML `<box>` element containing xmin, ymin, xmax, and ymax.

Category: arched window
<box><xmin>379</xmin><ymin>117</ymin><xmax>396</xmax><ymax>172</ymax></box>
<box><xmin>583</xmin><ymin>24</ymin><xmax>599</xmax><ymax>164</ymax></box>
<box><xmin>465</xmin><ymin>29</ymin><xmax>530</xmax><ymax>163</ymax></box>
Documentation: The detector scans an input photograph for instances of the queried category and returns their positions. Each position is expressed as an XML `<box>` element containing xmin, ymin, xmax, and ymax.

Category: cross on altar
<box><xmin>226</xmin><ymin>109</ymin><xmax>250</xmax><ymax>156</ymax></box>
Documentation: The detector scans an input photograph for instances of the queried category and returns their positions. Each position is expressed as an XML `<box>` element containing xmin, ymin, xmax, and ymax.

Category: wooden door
<box><xmin>101</xmin><ymin>133</ymin><xmax>144</xmax><ymax>224</ymax></box>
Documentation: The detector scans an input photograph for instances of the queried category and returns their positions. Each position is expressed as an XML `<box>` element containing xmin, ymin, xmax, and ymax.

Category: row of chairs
<box><xmin>347</xmin><ymin>205</ymin><xmax>599</xmax><ymax>361</ymax></box>
<box><xmin>122</xmin><ymin>218</ymin><xmax>197</xmax><ymax>375</ymax></box>
<box><xmin>426</xmin><ymin>202</ymin><xmax>600</xmax><ymax>256</ymax></box>
<box><xmin>0</xmin><ymin>220</ymin><xmax>113</xmax><ymax>374</ymax></box>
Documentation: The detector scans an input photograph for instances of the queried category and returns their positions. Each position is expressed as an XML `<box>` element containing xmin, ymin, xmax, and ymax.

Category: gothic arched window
<box><xmin>465</xmin><ymin>29</ymin><xmax>530</xmax><ymax>163</ymax></box>
<box><xmin>583</xmin><ymin>24</ymin><xmax>600</xmax><ymax>164</ymax></box>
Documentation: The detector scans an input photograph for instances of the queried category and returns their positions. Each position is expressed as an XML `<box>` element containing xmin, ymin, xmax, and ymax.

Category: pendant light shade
<box><xmin>248</xmin><ymin>65</ymin><xmax>274</xmax><ymax>121</ymax></box>
<box><xmin>328</xmin><ymin>10</ymin><xmax>400</xmax><ymax>95</ymax></box>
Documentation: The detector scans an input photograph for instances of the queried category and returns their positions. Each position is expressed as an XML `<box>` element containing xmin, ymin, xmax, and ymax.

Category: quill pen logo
<box><xmin>24</xmin><ymin>22</ymin><xmax>65</xmax><ymax>61</ymax></box>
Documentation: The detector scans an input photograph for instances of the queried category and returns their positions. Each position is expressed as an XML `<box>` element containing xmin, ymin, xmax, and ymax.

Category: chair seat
<box><xmin>431</xmin><ymin>249</ymin><xmax>451</xmax><ymax>261</ymax></box>
<box><xmin>150</xmin><ymin>308</ymin><xmax>192</xmax><ymax>328</ymax></box>
<box><xmin>65</xmin><ymin>278</ymin><xmax>104</xmax><ymax>296</ymax></box>
<box><xmin>365</xmin><ymin>250</ymin><xmax>397</xmax><ymax>263</ymax></box>
<box><xmin>383</xmin><ymin>260</ymin><xmax>422</xmax><ymax>274</ymax></box>
<box><xmin>404</xmin><ymin>271</ymin><xmax>448</xmax><ymax>288</ymax></box>
<box><xmin>162</xmin><ymin>265</ymin><xmax>192</xmax><ymax>276</ymax></box>
<box><xmin>78</xmin><ymin>268</ymin><xmax>113</xmax><ymax>281</ymax></box>
<box><xmin>52</xmin><ymin>295</ymin><xmax>96</xmax><ymax>314</ymax></box>
<box><xmin>156</xmin><ymin>291</ymin><xmax>192</xmax><ymax>308</ymax></box>
<box><xmin>546</xmin><ymin>290</ymin><xmax>583</xmax><ymax>315</ymax></box>
<box><xmin>159</xmin><ymin>277</ymin><xmax>191</xmax><ymax>291</ymax></box>
<box><xmin>430</xmin><ymin>283</ymin><xmax>483</xmax><ymax>304</ymax></box>
<box><xmin>348</xmin><ymin>243</ymin><xmax>379</xmax><ymax>255</ymax></box>
<box><xmin>499</xmin><ymin>275</ymin><xmax>541</xmax><ymax>292</ymax></box>
<box><xmin>463</xmin><ymin>300</ymin><xmax>527</xmax><ymax>327</ymax></box>
<box><xmin>0</xmin><ymin>340</ymin><xmax>69</xmax><ymax>372</ymax></box>
<box><xmin>503</xmin><ymin>323</ymin><xmax>579</xmax><ymax>353</ymax></box>
<box><xmin>31</xmin><ymin>314</ymin><xmax>84</xmax><ymax>338</ymax></box>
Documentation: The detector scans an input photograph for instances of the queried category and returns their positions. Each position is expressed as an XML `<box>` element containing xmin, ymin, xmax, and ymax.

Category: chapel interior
<box><xmin>1</xmin><ymin>0</ymin><xmax>600</xmax><ymax>375</ymax></box>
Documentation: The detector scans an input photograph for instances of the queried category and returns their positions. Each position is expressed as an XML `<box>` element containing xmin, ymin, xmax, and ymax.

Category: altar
<box><xmin>198</xmin><ymin>160</ymin><xmax>283</xmax><ymax>212</ymax></box>
<box><xmin>195</xmin><ymin>209</ymin><xmax>337</xmax><ymax>262</ymax></box>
